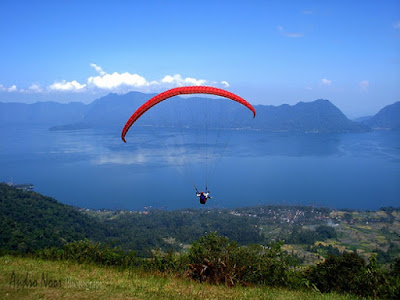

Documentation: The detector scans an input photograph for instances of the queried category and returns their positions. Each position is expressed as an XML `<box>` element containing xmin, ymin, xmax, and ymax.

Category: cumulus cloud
<box><xmin>85</xmin><ymin>65</ymin><xmax>227</xmax><ymax>91</ymax></box>
<box><xmin>277</xmin><ymin>25</ymin><xmax>305</xmax><ymax>38</ymax></box>
<box><xmin>161</xmin><ymin>74</ymin><xmax>206</xmax><ymax>86</ymax></box>
<box><xmin>90</xmin><ymin>63</ymin><xmax>106</xmax><ymax>76</ymax></box>
<box><xmin>359</xmin><ymin>80</ymin><xmax>369</xmax><ymax>91</ymax></box>
<box><xmin>8</xmin><ymin>85</ymin><xmax>17</xmax><ymax>92</ymax></box>
<box><xmin>1</xmin><ymin>63</ymin><xmax>230</xmax><ymax>95</ymax></box>
<box><xmin>321</xmin><ymin>78</ymin><xmax>332</xmax><ymax>86</ymax></box>
<box><xmin>0</xmin><ymin>84</ymin><xmax>17</xmax><ymax>92</ymax></box>
<box><xmin>88</xmin><ymin>72</ymin><xmax>149</xmax><ymax>89</ymax></box>
<box><xmin>28</xmin><ymin>84</ymin><xmax>43</xmax><ymax>93</ymax></box>
<box><xmin>49</xmin><ymin>80</ymin><xmax>87</xmax><ymax>91</ymax></box>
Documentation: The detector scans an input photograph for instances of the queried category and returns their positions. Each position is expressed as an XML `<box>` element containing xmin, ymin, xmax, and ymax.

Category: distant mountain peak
<box><xmin>363</xmin><ymin>101</ymin><xmax>400</xmax><ymax>129</ymax></box>
<box><xmin>251</xmin><ymin>98</ymin><xmax>366</xmax><ymax>133</ymax></box>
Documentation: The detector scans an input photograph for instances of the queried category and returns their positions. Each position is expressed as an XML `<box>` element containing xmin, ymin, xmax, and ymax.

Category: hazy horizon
<box><xmin>1</xmin><ymin>89</ymin><xmax>398</xmax><ymax>120</ymax></box>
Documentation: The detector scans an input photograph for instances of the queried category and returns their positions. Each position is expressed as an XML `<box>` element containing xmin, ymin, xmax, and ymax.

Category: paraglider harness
<box><xmin>195</xmin><ymin>187</ymin><xmax>212</xmax><ymax>205</ymax></box>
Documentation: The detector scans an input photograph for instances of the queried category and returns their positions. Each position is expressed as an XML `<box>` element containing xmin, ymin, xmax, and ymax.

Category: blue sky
<box><xmin>0</xmin><ymin>0</ymin><xmax>399</xmax><ymax>117</ymax></box>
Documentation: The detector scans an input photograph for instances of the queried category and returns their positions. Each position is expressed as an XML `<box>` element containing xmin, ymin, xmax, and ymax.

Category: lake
<box><xmin>0</xmin><ymin>124</ymin><xmax>399</xmax><ymax>211</ymax></box>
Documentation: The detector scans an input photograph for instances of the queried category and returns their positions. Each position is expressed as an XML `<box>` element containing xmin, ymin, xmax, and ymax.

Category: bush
<box><xmin>306</xmin><ymin>252</ymin><xmax>364</xmax><ymax>294</ymax></box>
<box><xmin>306</xmin><ymin>252</ymin><xmax>399</xmax><ymax>298</ymax></box>
<box><xmin>387</xmin><ymin>257</ymin><xmax>400</xmax><ymax>299</ymax></box>
<box><xmin>37</xmin><ymin>240</ymin><xmax>138</xmax><ymax>268</ymax></box>
<box><xmin>185</xmin><ymin>232</ymin><xmax>300</xmax><ymax>287</ymax></box>
<box><xmin>143</xmin><ymin>249</ymin><xmax>188</xmax><ymax>274</ymax></box>
<box><xmin>186</xmin><ymin>232</ymin><xmax>239</xmax><ymax>285</ymax></box>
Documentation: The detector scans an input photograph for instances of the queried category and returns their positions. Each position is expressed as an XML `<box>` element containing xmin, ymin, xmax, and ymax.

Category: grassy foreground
<box><xmin>0</xmin><ymin>256</ymin><xmax>360</xmax><ymax>300</ymax></box>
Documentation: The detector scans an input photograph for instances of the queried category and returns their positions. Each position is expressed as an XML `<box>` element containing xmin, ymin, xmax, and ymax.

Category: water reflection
<box><xmin>0</xmin><ymin>125</ymin><xmax>399</xmax><ymax>210</ymax></box>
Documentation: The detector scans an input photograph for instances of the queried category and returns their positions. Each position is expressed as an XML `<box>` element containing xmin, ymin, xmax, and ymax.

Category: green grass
<box><xmin>0</xmin><ymin>255</ymin><xmax>360</xmax><ymax>300</ymax></box>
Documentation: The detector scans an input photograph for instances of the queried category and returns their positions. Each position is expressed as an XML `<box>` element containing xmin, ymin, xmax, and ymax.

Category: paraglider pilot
<box><xmin>196</xmin><ymin>188</ymin><xmax>212</xmax><ymax>205</ymax></box>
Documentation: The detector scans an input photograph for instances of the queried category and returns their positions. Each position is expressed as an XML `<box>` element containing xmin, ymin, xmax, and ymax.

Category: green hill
<box><xmin>0</xmin><ymin>183</ymin><xmax>263</xmax><ymax>256</ymax></box>
<box><xmin>2</xmin><ymin>182</ymin><xmax>399</xmax><ymax>263</ymax></box>
<box><xmin>0</xmin><ymin>183</ymin><xmax>106</xmax><ymax>253</ymax></box>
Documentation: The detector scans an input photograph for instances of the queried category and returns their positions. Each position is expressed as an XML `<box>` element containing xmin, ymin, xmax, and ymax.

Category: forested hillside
<box><xmin>1</xmin><ymin>183</ymin><xmax>399</xmax><ymax>264</ymax></box>
<box><xmin>0</xmin><ymin>184</ymin><xmax>263</xmax><ymax>256</ymax></box>
<box><xmin>0</xmin><ymin>183</ymin><xmax>105</xmax><ymax>253</ymax></box>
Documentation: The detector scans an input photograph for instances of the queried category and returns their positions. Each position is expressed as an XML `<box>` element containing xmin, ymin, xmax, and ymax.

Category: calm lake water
<box><xmin>1</xmin><ymin>124</ymin><xmax>399</xmax><ymax>211</ymax></box>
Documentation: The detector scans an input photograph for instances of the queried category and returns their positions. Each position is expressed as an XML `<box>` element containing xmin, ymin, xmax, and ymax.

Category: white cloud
<box><xmin>2</xmin><ymin>64</ymin><xmax>230</xmax><ymax>95</ymax></box>
<box><xmin>393</xmin><ymin>21</ymin><xmax>400</xmax><ymax>29</ymax></box>
<box><xmin>8</xmin><ymin>85</ymin><xmax>17</xmax><ymax>92</ymax></box>
<box><xmin>28</xmin><ymin>84</ymin><xmax>43</xmax><ymax>92</ymax></box>
<box><xmin>161</xmin><ymin>74</ymin><xmax>206</xmax><ymax>86</ymax></box>
<box><xmin>49</xmin><ymin>80</ymin><xmax>87</xmax><ymax>91</ymax></box>
<box><xmin>86</xmin><ymin>65</ymin><xmax>214</xmax><ymax>91</ymax></box>
<box><xmin>321</xmin><ymin>78</ymin><xmax>332</xmax><ymax>86</ymax></box>
<box><xmin>359</xmin><ymin>80</ymin><xmax>369</xmax><ymax>91</ymax></box>
<box><xmin>0</xmin><ymin>84</ymin><xmax>17</xmax><ymax>92</ymax></box>
<box><xmin>90</xmin><ymin>63</ymin><xmax>107</xmax><ymax>76</ymax></box>
<box><xmin>277</xmin><ymin>25</ymin><xmax>305</xmax><ymax>38</ymax></box>
<box><xmin>88</xmin><ymin>72</ymin><xmax>149</xmax><ymax>89</ymax></box>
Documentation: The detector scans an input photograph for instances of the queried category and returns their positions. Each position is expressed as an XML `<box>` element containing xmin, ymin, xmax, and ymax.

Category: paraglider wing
<box><xmin>121</xmin><ymin>86</ymin><xmax>256</xmax><ymax>142</ymax></box>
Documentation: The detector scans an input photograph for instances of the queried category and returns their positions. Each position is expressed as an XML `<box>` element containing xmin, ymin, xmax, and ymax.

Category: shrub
<box><xmin>306</xmin><ymin>252</ymin><xmax>398</xmax><ymax>298</ymax></box>
<box><xmin>37</xmin><ymin>240</ymin><xmax>138</xmax><ymax>268</ymax></box>
<box><xmin>143</xmin><ymin>249</ymin><xmax>188</xmax><ymax>274</ymax></box>
<box><xmin>185</xmin><ymin>232</ymin><xmax>299</xmax><ymax>287</ymax></box>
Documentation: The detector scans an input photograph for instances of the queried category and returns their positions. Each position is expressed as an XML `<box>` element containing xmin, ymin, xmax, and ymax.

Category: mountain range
<box><xmin>0</xmin><ymin>91</ymin><xmax>398</xmax><ymax>132</ymax></box>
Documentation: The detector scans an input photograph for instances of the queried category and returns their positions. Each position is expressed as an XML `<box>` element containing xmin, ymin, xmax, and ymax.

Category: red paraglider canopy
<box><xmin>121</xmin><ymin>86</ymin><xmax>256</xmax><ymax>142</ymax></box>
